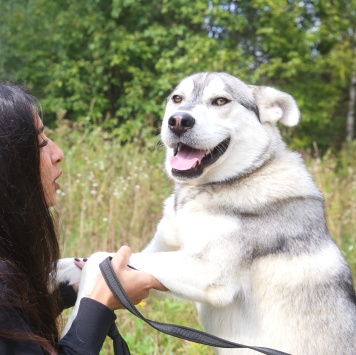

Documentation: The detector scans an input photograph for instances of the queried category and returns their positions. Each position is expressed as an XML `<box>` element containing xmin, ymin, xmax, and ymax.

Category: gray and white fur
<box><xmin>61</xmin><ymin>72</ymin><xmax>356</xmax><ymax>354</ymax></box>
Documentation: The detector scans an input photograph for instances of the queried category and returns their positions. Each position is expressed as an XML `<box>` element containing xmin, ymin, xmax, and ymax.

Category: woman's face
<box><xmin>35</xmin><ymin>115</ymin><xmax>64</xmax><ymax>207</ymax></box>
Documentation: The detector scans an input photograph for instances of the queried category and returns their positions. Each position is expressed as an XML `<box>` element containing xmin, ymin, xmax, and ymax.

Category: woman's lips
<box><xmin>54</xmin><ymin>171</ymin><xmax>62</xmax><ymax>190</ymax></box>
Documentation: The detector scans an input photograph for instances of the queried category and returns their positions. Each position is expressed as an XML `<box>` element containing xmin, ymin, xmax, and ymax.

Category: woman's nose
<box><xmin>51</xmin><ymin>140</ymin><xmax>64</xmax><ymax>163</ymax></box>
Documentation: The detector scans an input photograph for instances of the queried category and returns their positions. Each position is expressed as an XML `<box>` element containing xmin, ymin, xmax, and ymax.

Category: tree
<box><xmin>0</xmin><ymin>0</ymin><xmax>354</xmax><ymax>149</ymax></box>
<box><xmin>205</xmin><ymin>0</ymin><xmax>355</xmax><ymax>148</ymax></box>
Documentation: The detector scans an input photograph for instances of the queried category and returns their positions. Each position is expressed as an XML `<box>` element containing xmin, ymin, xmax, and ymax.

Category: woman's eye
<box><xmin>212</xmin><ymin>97</ymin><xmax>231</xmax><ymax>106</ymax></box>
<box><xmin>172</xmin><ymin>95</ymin><xmax>182</xmax><ymax>104</ymax></box>
<box><xmin>39</xmin><ymin>139</ymin><xmax>48</xmax><ymax>148</ymax></box>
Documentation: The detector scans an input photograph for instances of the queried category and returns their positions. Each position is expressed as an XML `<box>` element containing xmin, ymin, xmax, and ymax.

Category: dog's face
<box><xmin>161</xmin><ymin>72</ymin><xmax>300</xmax><ymax>184</ymax></box>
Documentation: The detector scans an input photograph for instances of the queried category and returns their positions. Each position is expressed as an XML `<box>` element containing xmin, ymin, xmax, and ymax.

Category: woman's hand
<box><xmin>89</xmin><ymin>246</ymin><xmax>167</xmax><ymax>310</ymax></box>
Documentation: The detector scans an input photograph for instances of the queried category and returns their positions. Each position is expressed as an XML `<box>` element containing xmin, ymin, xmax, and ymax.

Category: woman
<box><xmin>0</xmin><ymin>83</ymin><xmax>165</xmax><ymax>354</ymax></box>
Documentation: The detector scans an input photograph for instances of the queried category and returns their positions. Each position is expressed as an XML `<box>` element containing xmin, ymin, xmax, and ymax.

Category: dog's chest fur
<box><xmin>171</xmin><ymin>151</ymin><xmax>323</xmax><ymax>255</ymax></box>
<box><xmin>165</xmin><ymin>150</ymin><xmax>356</xmax><ymax>354</ymax></box>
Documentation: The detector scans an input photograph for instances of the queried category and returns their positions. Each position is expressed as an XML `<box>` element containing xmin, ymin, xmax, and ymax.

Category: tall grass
<box><xmin>307</xmin><ymin>144</ymin><xmax>356</xmax><ymax>276</ymax></box>
<box><xmin>53</xmin><ymin>121</ymin><xmax>356</xmax><ymax>354</ymax></box>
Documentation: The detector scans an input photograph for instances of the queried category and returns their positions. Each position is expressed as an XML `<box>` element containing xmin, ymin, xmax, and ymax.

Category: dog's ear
<box><xmin>251</xmin><ymin>86</ymin><xmax>300</xmax><ymax>127</ymax></box>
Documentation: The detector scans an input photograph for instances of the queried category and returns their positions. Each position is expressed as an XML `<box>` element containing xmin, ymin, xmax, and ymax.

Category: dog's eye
<box><xmin>212</xmin><ymin>98</ymin><xmax>230</xmax><ymax>106</ymax></box>
<box><xmin>172</xmin><ymin>95</ymin><xmax>183</xmax><ymax>104</ymax></box>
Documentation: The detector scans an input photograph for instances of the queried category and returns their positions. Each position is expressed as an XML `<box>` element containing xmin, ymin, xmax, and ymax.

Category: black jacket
<box><xmin>0</xmin><ymin>284</ymin><xmax>117</xmax><ymax>354</ymax></box>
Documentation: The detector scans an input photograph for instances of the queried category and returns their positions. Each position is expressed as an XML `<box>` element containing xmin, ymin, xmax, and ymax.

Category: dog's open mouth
<box><xmin>170</xmin><ymin>138</ymin><xmax>230</xmax><ymax>179</ymax></box>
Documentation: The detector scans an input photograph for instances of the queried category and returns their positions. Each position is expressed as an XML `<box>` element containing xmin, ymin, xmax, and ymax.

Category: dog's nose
<box><xmin>168</xmin><ymin>112</ymin><xmax>195</xmax><ymax>135</ymax></box>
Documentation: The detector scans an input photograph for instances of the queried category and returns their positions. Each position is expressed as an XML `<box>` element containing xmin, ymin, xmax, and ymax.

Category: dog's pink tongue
<box><xmin>170</xmin><ymin>147</ymin><xmax>205</xmax><ymax>171</ymax></box>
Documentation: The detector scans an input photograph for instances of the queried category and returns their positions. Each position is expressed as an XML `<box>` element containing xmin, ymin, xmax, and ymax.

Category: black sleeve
<box><xmin>0</xmin><ymin>298</ymin><xmax>117</xmax><ymax>355</ymax></box>
<box><xmin>59</xmin><ymin>297</ymin><xmax>117</xmax><ymax>355</ymax></box>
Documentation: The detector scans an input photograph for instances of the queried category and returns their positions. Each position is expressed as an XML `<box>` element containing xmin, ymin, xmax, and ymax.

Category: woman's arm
<box><xmin>59</xmin><ymin>297</ymin><xmax>116</xmax><ymax>354</ymax></box>
<box><xmin>0</xmin><ymin>300</ymin><xmax>116</xmax><ymax>355</ymax></box>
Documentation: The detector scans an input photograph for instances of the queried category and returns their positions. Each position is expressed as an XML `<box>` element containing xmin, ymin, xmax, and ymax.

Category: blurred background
<box><xmin>1</xmin><ymin>1</ymin><xmax>355</xmax><ymax>354</ymax></box>
<box><xmin>1</xmin><ymin>0</ymin><xmax>355</xmax><ymax>149</ymax></box>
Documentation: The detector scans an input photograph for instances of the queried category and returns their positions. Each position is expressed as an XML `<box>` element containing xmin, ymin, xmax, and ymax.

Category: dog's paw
<box><xmin>56</xmin><ymin>258</ymin><xmax>82</xmax><ymax>287</ymax></box>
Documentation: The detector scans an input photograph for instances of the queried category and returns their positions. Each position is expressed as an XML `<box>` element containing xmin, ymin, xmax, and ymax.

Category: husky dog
<box><xmin>61</xmin><ymin>72</ymin><xmax>356</xmax><ymax>354</ymax></box>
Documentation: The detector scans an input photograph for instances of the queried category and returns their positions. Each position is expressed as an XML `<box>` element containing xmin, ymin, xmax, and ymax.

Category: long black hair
<box><xmin>0</xmin><ymin>84</ymin><xmax>60</xmax><ymax>353</ymax></box>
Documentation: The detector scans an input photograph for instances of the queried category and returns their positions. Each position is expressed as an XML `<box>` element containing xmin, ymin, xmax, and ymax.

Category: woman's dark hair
<box><xmin>0</xmin><ymin>84</ymin><xmax>60</xmax><ymax>353</ymax></box>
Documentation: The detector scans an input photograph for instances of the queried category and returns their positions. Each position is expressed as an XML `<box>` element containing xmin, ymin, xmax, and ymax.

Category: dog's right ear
<box><xmin>251</xmin><ymin>86</ymin><xmax>301</xmax><ymax>127</ymax></box>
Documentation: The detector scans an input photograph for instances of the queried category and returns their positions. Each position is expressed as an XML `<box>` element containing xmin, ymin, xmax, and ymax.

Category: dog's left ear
<box><xmin>251</xmin><ymin>86</ymin><xmax>300</xmax><ymax>127</ymax></box>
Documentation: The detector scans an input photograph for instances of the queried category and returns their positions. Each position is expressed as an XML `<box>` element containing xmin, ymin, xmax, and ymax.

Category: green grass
<box><xmin>53</xmin><ymin>122</ymin><xmax>356</xmax><ymax>354</ymax></box>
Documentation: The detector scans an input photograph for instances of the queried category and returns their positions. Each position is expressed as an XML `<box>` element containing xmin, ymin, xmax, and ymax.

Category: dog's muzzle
<box><xmin>169</xmin><ymin>138</ymin><xmax>231</xmax><ymax>180</ymax></box>
<box><xmin>168</xmin><ymin>112</ymin><xmax>195</xmax><ymax>136</ymax></box>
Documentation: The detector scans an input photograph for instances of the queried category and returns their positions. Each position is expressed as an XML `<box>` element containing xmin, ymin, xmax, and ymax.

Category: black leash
<box><xmin>100</xmin><ymin>256</ymin><xmax>291</xmax><ymax>355</ymax></box>
<box><xmin>107</xmin><ymin>321</ymin><xmax>131</xmax><ymax>355</ymax></box>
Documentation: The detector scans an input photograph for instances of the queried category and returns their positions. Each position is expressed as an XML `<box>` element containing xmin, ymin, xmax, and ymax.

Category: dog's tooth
<box><xmin>173</xmin><ymin>143</ymin><xmax>181</xmax><ymax>156</ymax></box>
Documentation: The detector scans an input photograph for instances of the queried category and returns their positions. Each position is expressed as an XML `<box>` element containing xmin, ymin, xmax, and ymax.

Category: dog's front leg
<box><xmin>129</xmin><ymin>250</ymin><xmax>240</xmax><ymax>307</ymax></box>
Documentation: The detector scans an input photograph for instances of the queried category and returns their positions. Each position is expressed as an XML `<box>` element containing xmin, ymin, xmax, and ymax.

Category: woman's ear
<box><xmin>251</xmin><ymin>85</ymin><xmax>301</xmax><ymax>127</ymax></box>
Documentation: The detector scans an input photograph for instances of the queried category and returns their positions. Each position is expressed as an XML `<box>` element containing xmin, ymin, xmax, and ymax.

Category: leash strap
<box><xmin>100</xmin><ymin>256</ymin><xmax>291</xmax><ymax>355</ymax></box>
<box><xmin>107</xmin><ymin>321</ymin><xmax>131</xmax><ymax>355</ymax></box>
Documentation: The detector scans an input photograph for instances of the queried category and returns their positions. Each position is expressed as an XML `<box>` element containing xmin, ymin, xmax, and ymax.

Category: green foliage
<box><xmin>0</xmin><ymin>0</ymin><xmax>355</xmax><ymax>150</ymax></box>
